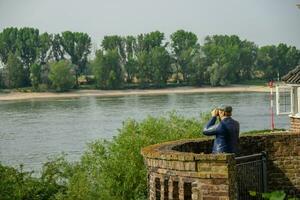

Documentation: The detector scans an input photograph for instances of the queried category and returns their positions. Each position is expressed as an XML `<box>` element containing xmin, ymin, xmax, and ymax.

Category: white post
<box><xmin>269</xmin><ymin>81</ymin><xmax>274</xmax><ymax>130</ymax></box>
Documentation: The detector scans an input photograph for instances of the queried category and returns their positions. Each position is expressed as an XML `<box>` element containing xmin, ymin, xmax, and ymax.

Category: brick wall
<box><xmin>290</xmin><ymin>116</ymin><xmax>300</xmax><ymax>133</ymax></box>
<box><xmin>142</xmin><ymin>139</ymin><xmax>236</xmax><ymax>200</ymax></box>
<box><xmin>238</xmin><ymin>132</ymin><xmax>300</xmax><ymax>197</ymax></box>
<box><xmin>142</xmin><ymin>132</ymin><xmax>300</xmax><ymax>200</ymax></box>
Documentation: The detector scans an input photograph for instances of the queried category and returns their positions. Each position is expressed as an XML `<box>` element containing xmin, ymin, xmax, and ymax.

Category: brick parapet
<box><xmin>142</xmin><ymin>131</ymin><xmax>300</xmax><ymax>199</ymax></box>
<box><xmin>290</xmin><ymin>116</ymin><xmax>300</xmax><ymax>133</ymax></box>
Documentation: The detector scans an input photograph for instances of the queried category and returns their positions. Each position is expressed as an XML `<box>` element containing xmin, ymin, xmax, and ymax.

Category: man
<box><xmin>203</xmin><ymin>106</ymin><xmax>240</xmax><ymax>154</ymax></box>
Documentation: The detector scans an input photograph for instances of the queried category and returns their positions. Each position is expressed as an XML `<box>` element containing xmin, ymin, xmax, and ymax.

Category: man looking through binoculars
<box><xmin>203</xmin><ymin>106</ymin><xmax>240</xmax><ymax>154</ymax></box>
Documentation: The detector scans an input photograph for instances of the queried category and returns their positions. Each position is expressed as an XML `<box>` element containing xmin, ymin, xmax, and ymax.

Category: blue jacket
<box><xmin>203</xmin><ymin>116</ymin><xmax>239</xmax><ymax>153</ymax></box>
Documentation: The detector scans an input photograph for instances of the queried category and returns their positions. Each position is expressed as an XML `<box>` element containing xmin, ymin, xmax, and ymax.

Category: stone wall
<box><xmin>142</xmin><ymin>139</ymin><xmax>236</xmax><ymax>200</ymax></box>
<box><xmin>238</xmin><ymin>132</ymin><xmax>300</xmax><ymax>197</ymax></box>
<box><xmin>290</xmin><ymin>116</ymin><xmax>300</xmax><ymax>133</ymax></box>
<box><xmin>142</xmin><ymin>132</ymin><xmax>300</xmax><ymax>200</ymax></box>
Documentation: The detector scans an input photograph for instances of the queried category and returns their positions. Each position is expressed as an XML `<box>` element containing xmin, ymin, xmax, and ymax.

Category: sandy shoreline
<box><xmin>0</xmin><ymin>85</ymin><xmax>270</xmax><ymax>101</ymax></box>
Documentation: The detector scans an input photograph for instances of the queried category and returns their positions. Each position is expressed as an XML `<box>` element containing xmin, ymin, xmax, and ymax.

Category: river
<box><xmin>0</xmin><ymin>92</ymin><xmax>289</xmax><ymax>172</ymax></box>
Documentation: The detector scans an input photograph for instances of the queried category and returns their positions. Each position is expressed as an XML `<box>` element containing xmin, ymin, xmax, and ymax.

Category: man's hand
<box><xmin>211</xmin><ymin>109</ymin><xmax>219</xmax><ymax>117</ymax></box>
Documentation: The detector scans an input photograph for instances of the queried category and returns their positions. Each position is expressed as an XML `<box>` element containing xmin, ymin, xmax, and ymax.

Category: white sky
<box><xmin>0</xmin><ymin>0</ymin><xmax>300</xmax><ymax>50</ymax></box>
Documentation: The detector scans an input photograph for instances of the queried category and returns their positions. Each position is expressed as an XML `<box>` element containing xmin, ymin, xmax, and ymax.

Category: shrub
<box><xmin>0</xmin><ymin>158</ymin><xmax>68</xmax><ymax>200</ymax></box>
<box><xmin>58</xmin><ymin>112</ymin><xmax>206</xmax><ymax>200</ymax></box>
<box><xmin>49</xmin><ymin>60</ymin><xmax>75</xmax><ymax>91</ymax></box>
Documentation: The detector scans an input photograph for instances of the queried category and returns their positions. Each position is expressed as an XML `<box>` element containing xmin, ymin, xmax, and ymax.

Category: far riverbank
<box><xmin>0</xmin><ymin>85</ymin><xmax>270</xmax><ymax>101</ymax></box>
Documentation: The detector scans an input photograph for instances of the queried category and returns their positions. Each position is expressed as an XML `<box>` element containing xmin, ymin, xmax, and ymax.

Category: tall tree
<box><xmin>239</xmin><ymin>40</ymin><xmax>258</xmax><ymax>80</ymax></box>
<box><xmin>4</xmin><ymin>53</ymin><xmax>24</xmax><ymax>88</ymax></box>
<box><xmin>51</xmin><ymin>34</ymin><xmax>65</xmax><ymax>61</ymax></box>
<box><xmin>92</xmin><ymin>50</ymin><xmax>123</xmax><ymax>89</ymax></box>
<box><xmin>187</xmin><ymin>52</ymin><xmax>206</xmax><ymax>85</ymax></box>
<box><xmin>60</xmin><ymin>31</ymin><xmax>91</xmax><ymax>85</ymax></box>
<box><xmin>150</xmin><ymin>47</ymin><xmax>172</xmax><ymax>86</ymax></box>
<box><xmin>136</xmin><ymin>31</ymin><xmax>165</xmax><ymax>52</ymax></box>
<box><xmin>136</xmin><ymin>51</ymin><xmax>150</xmax><ymax>87</ymax></box>
<box><xmin>256</xmin><ymin>45</ymin><xmax>279</xmax><ymax>80</ymax></box>
<box><xmin>0</xmin><ymin>27</ymin><xmax>18</xmax><ymax>64</ymax></box>
<box><xmin>30</xmin><ymin>63</ymin><xmax>41</xmax><ymax>90</ymax></box>
<box><xmin>202</xmin><ymin>35</ymin><xmax>248</xmax><ymax>84</ymax></box>
<box><xmin>16</xmin><ymin>27</ymin><xmax>40</xmax><ymax>85</ymax></box>
<box><xmin>37</xmin><ymin>33</ymin><xmax>52</xmax><ymax>65</ymax></box>
<box><xmin>170</xmin><ymin>30</ymin><xmax>199</xmax><ymax>82</ymax></box>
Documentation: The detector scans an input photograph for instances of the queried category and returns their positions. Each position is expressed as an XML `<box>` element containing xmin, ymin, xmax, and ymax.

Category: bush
<box><xmin>49</xmin><ymin>60</ymin><xmax>75</xmax><ymax>91</ymax></box>
<box><xmin>59</xmin><ymin>112</ymin><xmax>206</xmax><ymax>200</ymax></box>
<box><xmin>0</xmin><ymin>158</ymin><xmax>68</xmax><ymax>200</ymax></box>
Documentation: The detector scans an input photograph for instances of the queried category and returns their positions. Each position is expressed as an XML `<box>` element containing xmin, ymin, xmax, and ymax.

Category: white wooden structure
<box><xmin>276</xmin><ymin>66</ymin><xmax>300</xmax><ymax>132</ymax></box>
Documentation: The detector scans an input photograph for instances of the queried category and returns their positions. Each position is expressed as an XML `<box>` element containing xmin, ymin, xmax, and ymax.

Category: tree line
<box><xmin>0</xmin><ymin>27</ymin><xmax>299</xmax><ymax>91</ymax></box>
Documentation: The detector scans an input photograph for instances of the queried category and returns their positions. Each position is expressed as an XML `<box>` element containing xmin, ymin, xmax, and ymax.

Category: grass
<box><xmin>242</xmin><ymin>128</ymin><xmax>286</xmax><ymax>135</ymax></box>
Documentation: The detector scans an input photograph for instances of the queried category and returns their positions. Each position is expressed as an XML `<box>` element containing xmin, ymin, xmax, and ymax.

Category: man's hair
<box><xmin>224</xmin><ymin>111</ymin><xmax>232</xmax><ymax>117</ymax></box>
<box><xmin>219</xmin><ymin>106</ymin><xmax>232</xmax><ymax>117</ymax></box>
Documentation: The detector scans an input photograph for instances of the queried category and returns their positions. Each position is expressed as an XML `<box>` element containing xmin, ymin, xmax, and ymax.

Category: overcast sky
<box><xmin>0</xmin><ymin>0</ymin><xmax>300</xmax><ymax>50</ymax></box>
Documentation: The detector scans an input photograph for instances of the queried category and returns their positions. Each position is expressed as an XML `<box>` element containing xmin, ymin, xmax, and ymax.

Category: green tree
<box><xmin>150</xmin><ymin>46</ymin><xmax>172</xmax><ymax>86</ymax></box>
<box><xmin>136</xmin><ymin>51</ymin><xmax>151</xmax><ymax>87</ymax></box>
<box><xmin>188</xmin><ymin>52</ymin><xmax>206</xmax><ymax>85</ymax></box>
<box><xmin>239</xmin><ymin>41</ymin><xmax>258</xmax><ymax>80</ymax></box>
<box><xmin>208</xmin><ymin>62</ymin><xmax>232</xmax><ymax>86</ymax></box>
<box><xmin>203</xmin><ymin>35</ymin><xmax>252</xmax><ymax>84</ymax></box>
<box><xmin>51</xmin><ymin>34</ymin><xmax>65</xmax><ymax>61</ymax></box>
<box><xmin>256</xmin><ymin>44</ymin><xmax>300</xmax><ymax>81</ymax></box>
<box><xmin>256</xmin><ymin>45</ymin><xmax>279</xmax><ymax>80</ymax></box>
<box><xmin>30</xmin><ymin>63</ymin><xmax>41</xmax><ymax>90</ymax></box>
<box><xmin>37</xmin><ymin>32</ymin><xmax>52</xmax><ymax>65</ymax></box>
<box><xmin>49</xmin><ymin>60</ymin><xmax>75</xmax><ymax>91</ymax></box>
<box><xmin>285</xmin><ymin>46</ymin><xmax>300</xmax><ymax>71</ymax></box>
<box><xmin>102</xmin><ymin>35</ymin><xmax>125</xmax><ymax>57</ymax></box>
<box><xmin>60</xmin><ymin>31</ymin><xmax>91</xmax><ymax>85</ymax></box>
<box><xmin>0</xmin><ymin>27</ymin><xmax>19</xmax><ymax>64</ymax></box>
<box><xmin>124</xmin><ymin>57</ymin><xmax>138</xmax><ymax>83</ymax></box>
<box><xmin>136</xmin><ymin>31</ymin><xmax>165</xmax><ymax>52</ymax></box>
<box><xmin>170</xmin><ymin>30</ymin><xmax>199</xmax><ymax>82</ymax></box>
<box><xmin>92</xmin><ymin>50</ymin><xmax>123</xmax><ymax>89</ymax></box>
<box><xmin>4</xmin><ymin>53</ymin><xmax>24</xmax><ymax>88</ymax></box>
<box><xmin>16</xmin><ymin>27</ymin><xmax>40</xmax><ymax>85</ymax></box>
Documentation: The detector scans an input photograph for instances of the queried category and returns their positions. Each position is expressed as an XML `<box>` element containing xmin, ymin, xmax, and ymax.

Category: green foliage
<box><xmin>170</xmin><ymin>30</ymin><xmax>199</xmax><ymax>82</ymax></box>
<box><xmin>202</xmin><ymin>35</ymin><xmax>259</xmax><ymax>85</ymax></box>
<box><xmin>256</xmin><ymin>44</ymin><xmax>300</xmax><ymax>80</ymax></box>
<box><xmin>37</xmin><ymin>32</ymin><xmax>52</xmax><ymax>65</ymax></box>
<box><xmin>59</xmin><ymin>112</ymin><xmax>205</xmax><ymax>200</ymax></box>
<box><xmin>30</xmin><ymin>63</ymin><xmax>41</xmax><ymax>90</ymax></box>
<box><xmin>207</xmin><ymin>62</ymin><xmax>231</xmax><ymax>86</ymax></box>
<box><xmin>49</xmin><ymin>60</ymin><xmax>75</xmax><ymax>91</ymax></box>
<box><xmin>4</xmin><ymin>52</ymin><xmax>25</xmax><ymax>88</ymax></box>
<box><xmin>0</xmin><ymin>158</ymin><xmax>68</xmax><ymax>200</ymax></box>
<box><xmin>1</xmin><ymin>27</ymin><xmax>300</xmax><ymax>90</ymax></box>
<box><xmin>59</xmin><ymin>31</ymin><xmax>92</xmax><ymax>85</ymax></box>
<box><xmin>150</xmin><ymin>46</ymin><xmax>172</xmax><ymax>86</ymax></box>
<box><xmin>92</xmin><ymin>49</ymin><xmax>123</xmax><ymax>89</ymax></box>
<box><xmin>249</xmin><ymin>190</ymin><xmax>299</xmax><ymax>200</ymax></box>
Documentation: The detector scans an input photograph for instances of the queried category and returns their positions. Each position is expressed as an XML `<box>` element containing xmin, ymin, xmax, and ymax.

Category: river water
<box><xmin>0</xmin><ymin>92</ymin><xmax>289</xmax><ymax>172</ymax></box>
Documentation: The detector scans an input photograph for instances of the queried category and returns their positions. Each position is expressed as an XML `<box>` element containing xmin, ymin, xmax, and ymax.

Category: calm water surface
<box><xmin>0</xmin><ymin>92</ymin><xmax>289</xmax><ymax>171</ymax></box>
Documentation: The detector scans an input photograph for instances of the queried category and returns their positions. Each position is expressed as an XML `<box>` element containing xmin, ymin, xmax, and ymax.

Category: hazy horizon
<box><xmin>1</xmin><ymin>0</ymin><xmax>300</xmax><ymax>50</ymax></box>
